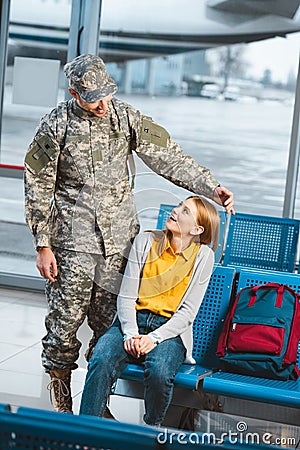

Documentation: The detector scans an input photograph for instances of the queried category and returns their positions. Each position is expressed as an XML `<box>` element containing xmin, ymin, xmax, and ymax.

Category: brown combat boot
<box><xmin>48</xmin><ymin>369</ymin><xmax>73</xmax><ymax>413</ymax></box>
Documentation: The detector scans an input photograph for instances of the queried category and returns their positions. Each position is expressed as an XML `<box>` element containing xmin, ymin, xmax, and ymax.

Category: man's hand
<box><xmin>36</xmin><ymin>247</ymin><xmax>58</xmax><ymax>282</ymax></box>
<box><xmin>213</xmin><ymin>186</ymin><xmax>235</xmax><ymax>214</ymax></box>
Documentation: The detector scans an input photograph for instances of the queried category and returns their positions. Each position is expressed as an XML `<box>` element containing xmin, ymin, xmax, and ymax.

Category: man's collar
<box><xmin>71</xmin><ymin>98</ymin><xmax>110</xmax><ymax>121</ymax></box>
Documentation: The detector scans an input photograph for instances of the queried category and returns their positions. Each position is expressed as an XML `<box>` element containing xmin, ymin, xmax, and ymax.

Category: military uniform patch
<box><xmin>25</xmin><ymin>135</ymin><xmax>57</xmax><ymax>174</ymax></box>
<box><xmin>141</xmin><ymin>118</ymin><xmax>169</xmax><ymax>148</ymax></box>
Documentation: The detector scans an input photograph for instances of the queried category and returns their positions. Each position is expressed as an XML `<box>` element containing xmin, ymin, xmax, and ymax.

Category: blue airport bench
<box><xmin>202</xmin><ymin>268</ymin><xmax>300</xmax><ymax>424</ymax></box>
<box><xmin>0</xmin><ymin>404</ymin><xmax>283</xmax><ymax>450</ymax></box>
<box><xmin>0</xmin><ymin>405</ymin><xmax>159</xmax><ymax>450</ymax></box>
<box><xmin>156</xmin><ymin>203</ymin><xmax>174</xmax><ymax>229</ymax></box>
<box><xmin>118</xmin><ymin>263</ymin><xmax>300</xmax><ymax>425</ymax></box>
<box><xmin>120</xmin><ymin>265</ymin><xmax>235</xmax><ymax>391</ymax></box>
<box><xmin>222</xmin><ymin>212</ymin><xmax>300</xmax><ymax>272</ymax></box>
<box><xmin>156</xmin><ymin>203</ymin><xmax>227</xmax><ymax>264</ymax></box>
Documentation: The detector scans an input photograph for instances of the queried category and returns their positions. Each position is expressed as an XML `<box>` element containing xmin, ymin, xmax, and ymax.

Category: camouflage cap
<box><xmin>64</xmin><ymin>54</ymin><xmax>117</xmax><ymax>102</ymax></box>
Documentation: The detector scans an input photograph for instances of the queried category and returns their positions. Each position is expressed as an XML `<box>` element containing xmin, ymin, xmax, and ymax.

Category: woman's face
<box><xmin>166</xmin><ymin>198</ymin><xmax>203</xmax><ymax>237</ymax></box>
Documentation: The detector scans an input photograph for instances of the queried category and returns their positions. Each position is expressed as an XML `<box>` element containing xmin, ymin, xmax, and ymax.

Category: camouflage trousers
<box><xmin>42</xmin><ymin>247</ymin><xmax>127</xmax><ymax>372</ymax></box>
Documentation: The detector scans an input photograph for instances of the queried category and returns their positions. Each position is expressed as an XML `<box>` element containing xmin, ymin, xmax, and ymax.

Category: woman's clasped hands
<box><xmin>124</xmin><ymin>335</ymin><xmax>156</xmax><ymax>358</ymax></box>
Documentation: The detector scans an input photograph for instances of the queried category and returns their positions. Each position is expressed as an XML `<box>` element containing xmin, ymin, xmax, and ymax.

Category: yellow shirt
<box><xmin>136</xmin><ymin>236</ymin><xmax>200</xmax><ymax>318</ymax></box>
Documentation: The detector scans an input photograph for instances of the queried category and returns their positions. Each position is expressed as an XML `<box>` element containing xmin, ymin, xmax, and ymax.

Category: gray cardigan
<box><xmin>117</xmin><ymin>231</ymin><xmax>214</xmax><ymax>363</ymax></box>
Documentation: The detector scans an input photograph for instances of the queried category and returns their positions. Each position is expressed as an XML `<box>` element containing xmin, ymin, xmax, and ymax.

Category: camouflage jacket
<box><xmin>24</xmin><ymin>97</ymin><xmax>219</xmax><ymax>256</ymax></box>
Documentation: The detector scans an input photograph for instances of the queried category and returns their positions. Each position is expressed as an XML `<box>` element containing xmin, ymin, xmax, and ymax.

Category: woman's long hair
<box><xmin>155</xmin><ymin>196</ymin><xmax>220</xmax><ymax>253</ymax></box>
<box><xmin>188</xmin><ymin>195</ymin><xmax>220</xmax><ymax>251</ymax></box>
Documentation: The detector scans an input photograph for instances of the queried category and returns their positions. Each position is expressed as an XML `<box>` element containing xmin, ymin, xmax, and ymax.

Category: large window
<box><xmin>0</xmin><ymin>0</ymin><xmax>300</xmax><ymax>286</ymax></box>
<box><xmin>0</xmin><ymin>0</ymin><xmax>71</xmax><ymax>282</ymax></box>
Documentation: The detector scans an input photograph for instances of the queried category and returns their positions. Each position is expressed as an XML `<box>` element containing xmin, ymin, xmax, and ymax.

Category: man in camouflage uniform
<box><xmin>24</xmin><ymin>54</ymin><xmax>234</xmax><ymax>414</ymax></box>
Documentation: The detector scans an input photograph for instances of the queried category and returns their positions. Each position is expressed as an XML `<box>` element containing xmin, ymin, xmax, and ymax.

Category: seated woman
<box><xmin>79</xmin><ymin>195</ymin><xmax>220</xmax><ymax>426</ymax></box>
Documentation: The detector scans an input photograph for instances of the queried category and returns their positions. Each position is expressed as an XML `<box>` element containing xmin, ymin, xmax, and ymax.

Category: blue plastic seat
<box><xmin>156</xmin><ymin>203</ymin><xmax>174</xmax><ymax>229</ymax></box>
<box><xmin>216</xmin><ymin>210</ymin><xmax>227</xmax><ymax>263</ymax></box>
<box><xmin>120</xmin><ymin>265</ymin><xmax>235</xmax><ymax>390</ymax></box>
<box><xmin>203</xmin><ymin>268</ymin><xmax>300</xmax><ymax>409</ymax></box>
<box><xmin>223</xmin><ymin>212</ymin><xmax>300</xmax><ymax>272</ymax></box>
<box><xmin>204</xmin><ymin>371</ymin><xmax>300</xmax><ymax>409</ymax></box>
<box><xmin>0</xmin><ymin>403</ymin><xmax>276</xmax><ymax>449</ymax></box>
<box><xmin>0</xmin><ymin>404</ymin><xmax>170</xmax><ymax>449</ymax></box>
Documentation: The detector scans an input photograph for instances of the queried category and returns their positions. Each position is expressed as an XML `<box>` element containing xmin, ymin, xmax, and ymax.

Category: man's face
<box><xmin>70</xmin><ymin>89</ymin><xmax>113</xmax><ymax>118</ymax></box>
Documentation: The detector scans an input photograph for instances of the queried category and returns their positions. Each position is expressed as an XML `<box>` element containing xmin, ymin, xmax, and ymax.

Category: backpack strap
<box><xmin>248</xmin><ymin>283</ymin><xmax>297</xmax><ymax>308</ymax></box>
<box><xmin>55</xmin><ymin>99</ymin><xmax>136</xmax><ymax>188</ymax></box>
<box><xmin>216</xmin><ymin>287</ymin><xmax>245</xmax><ymax>357</ymax></box>
<box><xmin>248</xmin><ymin>283</ymin><xmax>284</xmax><ymax>307</ymax></box>
<box><xmin>284</xmin><ymin>291</ymin><xmax>300</xmax><ymax>365</ymax></box>
<box><xmin>112</xmin><ymin>99</ymin><xmax>136</xmax><ymax>189</ymax></box>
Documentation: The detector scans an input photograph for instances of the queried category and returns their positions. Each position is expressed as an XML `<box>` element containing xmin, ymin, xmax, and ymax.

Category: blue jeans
<box><xmin>79</xmin><ymin>311</ymin><xmax>186</xmax><ymax>425</ymax></box>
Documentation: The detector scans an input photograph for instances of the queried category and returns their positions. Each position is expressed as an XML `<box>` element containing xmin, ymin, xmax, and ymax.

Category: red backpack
<box><xmin>217</xmin><ymin>283</ymin><xmax>300</xmax><ymax>380</ymax></box>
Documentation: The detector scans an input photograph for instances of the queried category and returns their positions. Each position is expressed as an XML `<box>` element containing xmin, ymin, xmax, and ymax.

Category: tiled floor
<box><xmin>2</xmin><ymin>286</ymin><xmax>300</xmax><ymax>446</ymax></box>
<box><xmin>0</xmin><ymin>286</ymin><xmax>142</xmax><ymax>422</ymax></box>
